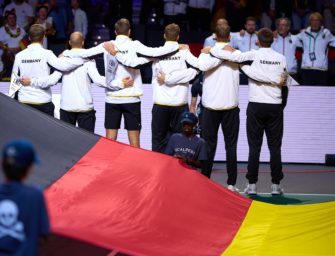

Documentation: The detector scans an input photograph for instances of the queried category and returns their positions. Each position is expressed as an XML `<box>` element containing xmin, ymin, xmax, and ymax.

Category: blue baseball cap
<box><xmin>2</xmin><ymin>139</ymin><xmax>40</xmax><ymax>167</ymax></box>
<box><xmin>180</xmin><ymin>112</ymin><xmax>198</xmax><ymax>124</ymax></box>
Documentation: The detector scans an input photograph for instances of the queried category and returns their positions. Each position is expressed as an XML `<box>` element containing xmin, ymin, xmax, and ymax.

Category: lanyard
<box><xmin>309</xmin><ymin>30</ymin><xmax>320</xmax><ymax>53</ymax></box>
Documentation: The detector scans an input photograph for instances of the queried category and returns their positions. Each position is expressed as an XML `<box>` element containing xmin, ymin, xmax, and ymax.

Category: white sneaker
<box><xmin>271</xmin><ymin>184</ymin><xmax>283</xmax><ymax>195</ymax></box>
<box><xmin>244</xmin><ymin>184</ymin><xmax>257</xmax><ymax>195</ymax></box>
<box><xmin>228</xmin><ymin>185</ymin><xmax>240</xmax><ymax>193</ymax></box>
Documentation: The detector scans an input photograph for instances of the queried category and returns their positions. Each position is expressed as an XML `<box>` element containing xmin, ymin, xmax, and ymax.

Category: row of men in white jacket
<box><xmin>205</xmin><ymin>14</ymin><xmax>335</xmax><ymax>84</ymax></box>
<box><xmin>16</xmin><ymin>22</ymin><xmax>180</xmax><ymax>138</ymax></box>
<box><xmin>16</xmin><ymin>21</ymin><xmax>285</xmax><ymax>162</ymax></box>
<box><xmin>104</xmin><ymin>22</ymin><xmax>287</xmax><ymax>191</ymax></box>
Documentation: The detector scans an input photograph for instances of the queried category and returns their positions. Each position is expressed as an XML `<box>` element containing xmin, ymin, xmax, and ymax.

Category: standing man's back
<box><xmin>12</xmin><ymin>24</ymin><xmax>83</xmax><ymax>116</ymax></box>
<box><xmin>150</xmin><ymin>23</ymin><xmax>199</xmax><ymax>153</ymax></box>
<box><xmin>64</xmin><ymin>18</ymin><xmax>179</xmax><ymax>147</ymax></box>
<box><xmin>211</xmin><ymin>28</ymin><xmax>288</xmax><ymax>195</ymax></box>
<box><xmin>198</xmin><ymin>24</ymin><xmax>241</xmax><ymax>192</ymax></box>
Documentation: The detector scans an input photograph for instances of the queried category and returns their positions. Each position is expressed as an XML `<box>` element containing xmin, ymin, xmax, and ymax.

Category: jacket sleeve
<box><xmin>62</xmin><ymin>43</ymin><xmax>105</xmax><ymax>58</ymax></box>
<box><xmin>115</xmin><ymin>52</ymin><xmax>151</xmax><ymax>68</ymax></box>
<box><xmin>164</xmin><ymin>68</ymin><xmax>199</xmax><ymax>85</ymax></box>
<box><xmin>295</xmin><ymin>31</ymin><xmax>304</xmax><ymax>47</ymax></box>
<box><xmin>135</xmin><ymin>40</ymin><xmax>179</xmax><ymax>58</ymax></box>
<box><xmin>87</xmin><ymin>60</ymin><xmax>107</xmax><ymax>87</ymax></box>
<box><xmin>184</xmin><ymin>50</ymin><xmax>200</xmax><ymax>70</ymax></box>
<box><xmin>47</xmin><ymin>52</ymin><xmax>83</xmax><ymax>71</ymax></box>
<box><xmin>210</xmin><ymin>47</ymin><xmax>255</xmax><ymax>62</ymax></box>
<box><xmin>327</xmin><ymin>30</ymin><xmax>335</xmax><ymax>47</ymax></box>
<box><xmin>30</xmin><ymin>71</ymin><xmax>62</xmax><ymax>89</ymax></box>
<box><xmin>87</xmin><ymin>60</ymin><xmax>125</xmax><ymax>91</ymax></box>
<box><xmin>197</xmin><ymin>53</ymin><xmax>222</xmax><ymax>71</ymax></box>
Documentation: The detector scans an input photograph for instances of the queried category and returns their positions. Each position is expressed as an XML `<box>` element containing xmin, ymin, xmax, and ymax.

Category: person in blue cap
<box><xmin>0</xmin><ymin>139</ymin><xmax>49</xmax><ymax>255</ymax></box>
<box><xmin>165</xmin><ymin>112</ymin><xmax>207</xmax><ymax>169</ymax></box>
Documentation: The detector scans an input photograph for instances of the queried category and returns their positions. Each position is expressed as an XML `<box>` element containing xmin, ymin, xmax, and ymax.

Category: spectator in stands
<box><xmin>323</xmin><ymin>0</ymin><xmax>335</xmax><ymax>34</ymax></box>
<box><xmin>261</xmin><ymin>0</ymin><xmax>293</xmax><ymax>30</ymax></box>
<box><xmin>139</xmin><ymin>0</ymin><xmax>163</xmax><ymax>26</ymax></box>
<box><xmin>165</xmin><ymin>112</ymin><xmax>207</xmax><ymax>170</ymax></box>
<box><xmin>0</xmin><ymin>139</ymin><xmax>50</xmax><ymax>255</ymax></box>
<box><xmin>226</xmin><ymin>0</ymin><xmax>247</xmax><ymax>32</ymax></box>
<box><xmin>35</xmin><ymin>3</ymin><xmax>55</xmax><ymax>49</ymax></box>
<box><xmin>163</xmin><ymin>0</ymin><xmax>187</xmax><ymax>30</ymax></box>
<box><xmin>0</xmin><ymin>11</ymin><xmax>25</xmax><ymax>79</ymax></box>
<box><xmin>187</xmin><ymin>0</ymin><xmax>215</xmax><ymax>31</ymax></box>
<box><xmin>71</xmin><ymin>0</ymin><xmax>88</xmax><ymax>39</ymax></box>
<box><xmin>230</xmin><ymin>16</ymin><xmax>259</xmax><ymax>84</ymax></box>
<box><xmin>163</xmin><ymin>0</ymin><xmax>179</xmax><ymax>26</ymax></box>
<box><xmin>48</xmin><ymin>0</ymin><xmax>73</xmax><ymax>44</ymax></box>
<box><xmin>292</xmin><ymin>0</ymin><xmax>315</xmax><ymax>32</ymax></box>
<box><xmin>3</xmin><ymin>0</ymin><xmax>34</xmax><ymax>32</ymax></box>
<box><xmin>230</xmin><ymin>16</ymin><xmax>259</xmax><ymax>52</ymax></box>
<box><xmin>297</xmin><ymin>12</ymin><xmax>335</xmax><ymax>85</ymax></box>
<box><xmin>272</xmin><ymin>17</ymin><xmax>300</xmax><ymax>82</ymax></box>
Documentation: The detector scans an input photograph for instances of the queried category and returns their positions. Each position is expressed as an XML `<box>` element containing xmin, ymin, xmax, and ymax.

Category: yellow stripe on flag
<box><xmin>222</xmin><ymin>200</ymin><xmax>335</xmax><ymax>256</ymax></box>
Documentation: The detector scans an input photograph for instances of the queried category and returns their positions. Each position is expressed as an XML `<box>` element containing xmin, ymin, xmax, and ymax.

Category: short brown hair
<box><xmin>257</xmin><ymin>28</ymin><xmax>273</xmax><ymax>47</ymax></box>
<box><xmin>29</xmin><ymin>24</ymin><xmax>45</xmax><ymax>42</ymax></box>
<box><xmin>115</xmin><ymin>18</ymin><xmax>130</xmax><ymax>35</ymax></box>
<box><xmin>215</xmin><ymin>24</ymin><xmax>230</xmax><ymax>42</ymax></box>
<box><xmin>245</xmin><ymin>16</ymin><xmax>257</xmax><ymax>24</ymax></box>
<box><xmin>164</xmin><ymin>23</ymin><xmax>180</xmax><ymax>41</ymax></box>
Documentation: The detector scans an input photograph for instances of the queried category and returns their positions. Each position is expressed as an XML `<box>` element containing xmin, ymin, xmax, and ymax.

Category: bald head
<box><xmin>69</xmin><ymin>32</ymin><xmax>84</xmax><ymax>48</ymax></box>
<box><xmin>217</xmin><ymin>18</ymin><xmax>228</xmax><ymax>26</ymax></box>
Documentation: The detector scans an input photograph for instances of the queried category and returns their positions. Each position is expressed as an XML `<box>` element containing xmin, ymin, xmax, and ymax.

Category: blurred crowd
<box><xmin>0</xmin><ymin>0</ymin><xmax>334</xmax><ymax>84</ymax></box>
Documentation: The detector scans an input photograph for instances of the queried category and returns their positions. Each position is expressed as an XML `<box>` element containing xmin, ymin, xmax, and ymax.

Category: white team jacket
<box><xmin>198</xmin><ymin>42</ymin><xmax>240</xmax><ymax>110</ymax></box>
<box><xmin>231</xmin><ymin>32</ymin><xmax>259</xmax><ymax>52</ymax></box>
<box><xmin>296</xmin><ymin>26</ymin><xmax>335</xmax><ymax>71</ymax></box>
<box><xmin>12</xmin><ymin>43</ymin><xmax>83</xmax><ymax>104</ymax></box>
<box><xmin>210</xmin><ymin>46</ymin><xmax>287</xmax><ymax>104</ymax></box>
<box><xmin>30</xmin><ymin>47</ymin><xmax>129</xmax><ymax>111</ymax></box>
<box><xmin>64</xmin><ymin>35</ymin><xmax>179</xmax><ymax>104</ymax></box>
<box><xmin>115</xmin><ymin>42</ymin><xmax>199</xmax><ymax>106</ymax></box>
<box><xmin>271</xmin><ymin>33</ymin><xmax>299</xmax><ymax>74</ymax></box>
<box><xmin>151</xmin><ymin>49</ymin><xmax>199</xmax><ymax>106</ymax></box>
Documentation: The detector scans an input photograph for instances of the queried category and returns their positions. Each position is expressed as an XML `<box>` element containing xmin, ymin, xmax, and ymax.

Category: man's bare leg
<box><xmin>127</xmin><ymin>130</ymin><xmax>140</xmax><ymax>147</ymax></box>
<box><xmin>106</xmin><ymin>129</ymin><xmax>118</xmax><ymax>140</ymax></box>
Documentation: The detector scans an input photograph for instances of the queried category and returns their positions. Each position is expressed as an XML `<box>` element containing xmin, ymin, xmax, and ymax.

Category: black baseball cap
<box><xmin>180</xmin><ymin>112</ymin><xmax>198</xmax><ymax>124</ymax></box>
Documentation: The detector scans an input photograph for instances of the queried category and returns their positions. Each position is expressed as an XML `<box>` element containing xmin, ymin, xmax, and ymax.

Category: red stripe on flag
<box><xmin>45</xmin><ymin>137</ymin><xmax>252</xmax><ymax>256</ymax></box>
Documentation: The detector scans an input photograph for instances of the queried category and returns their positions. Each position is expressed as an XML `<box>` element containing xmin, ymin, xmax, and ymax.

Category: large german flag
<box><xmin>0</xmin><ymin>93</ymin><xmax>334</xmax><ymax>255</ymax></box>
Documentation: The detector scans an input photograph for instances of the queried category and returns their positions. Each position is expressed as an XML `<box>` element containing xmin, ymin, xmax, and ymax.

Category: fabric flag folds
<box><xmin>0</xmin><ymin>92</ymin><xmax>334</xmax><ymax>255</ymax></box>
